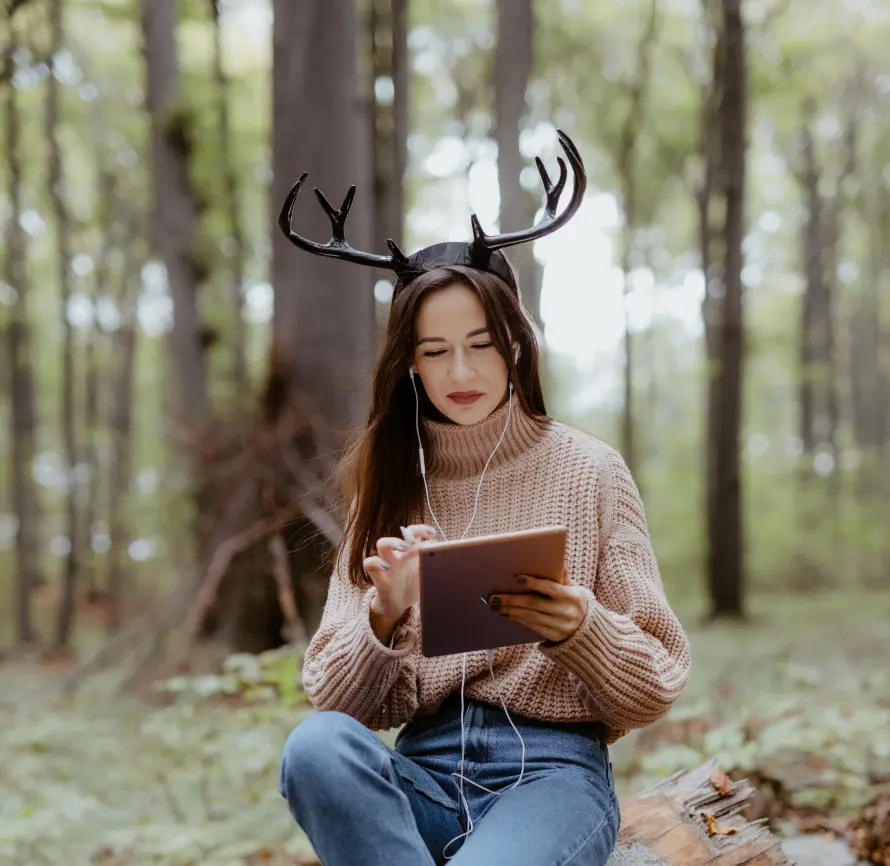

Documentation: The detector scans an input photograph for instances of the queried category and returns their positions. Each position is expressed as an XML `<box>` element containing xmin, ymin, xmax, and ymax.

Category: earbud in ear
<box><xmin>513</xmin><ymin>345</ymin><xmax>521</xmax><ymax>364</ymax></box>
<box><xmin>409</xmin><ymin>366</ymin><xmax>416</xmax><ymax>380</ymax></box>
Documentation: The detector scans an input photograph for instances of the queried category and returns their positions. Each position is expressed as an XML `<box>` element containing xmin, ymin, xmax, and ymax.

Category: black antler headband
<box><xmin>278</xmin><ymin>129</ymin><xmax>587</xmax><ymax>294</ymax></box>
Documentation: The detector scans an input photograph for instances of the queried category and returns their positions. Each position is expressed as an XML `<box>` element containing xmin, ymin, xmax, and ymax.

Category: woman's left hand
<box><xmin>488</xmin><ymin>567</ymin><xmax>588</xmax><ymax>644</ymax></box>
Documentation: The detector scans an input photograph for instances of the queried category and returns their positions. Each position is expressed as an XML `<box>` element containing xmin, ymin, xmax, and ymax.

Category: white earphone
<box><xmin>406</xmin><ymin>341</ymin><xmax>524</xmax><ymax>859</ymax></box>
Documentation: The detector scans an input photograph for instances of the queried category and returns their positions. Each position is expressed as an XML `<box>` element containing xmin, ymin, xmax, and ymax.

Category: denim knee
<box><xmin>278</xmin><ymin>710</ymin><xmax>374</xmax><ymax>801</ymax></box>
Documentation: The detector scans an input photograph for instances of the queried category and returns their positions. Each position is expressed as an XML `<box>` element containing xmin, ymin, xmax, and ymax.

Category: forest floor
<box><xmin>1</xmin><ymin>589</ymin><xmax>888</xmax><ymax>865</ymax></box>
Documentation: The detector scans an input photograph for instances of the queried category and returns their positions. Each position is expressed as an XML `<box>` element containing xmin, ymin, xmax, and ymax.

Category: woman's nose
<box><xmin>450</xmin><ymin>350</ymin><xmax>473</xmax><ymax>381</ymax></box>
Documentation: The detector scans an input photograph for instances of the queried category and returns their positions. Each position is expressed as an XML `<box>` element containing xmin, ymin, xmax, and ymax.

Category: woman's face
<box><xmin>412</xmin><ymin>283</ymin><xmax>509</xmax><ymax>425</ymax></box>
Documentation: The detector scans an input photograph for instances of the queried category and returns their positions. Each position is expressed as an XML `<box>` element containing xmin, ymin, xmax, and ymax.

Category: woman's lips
<box><xmin>448</xmin><ymin>391</ymin><xmax>484</xmax><ymax>405</ymax></box>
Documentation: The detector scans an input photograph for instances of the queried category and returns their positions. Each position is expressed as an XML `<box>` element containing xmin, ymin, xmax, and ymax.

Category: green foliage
<box><xmin>154</xmin><ymin>647</ymin><xmax>307</xmax><ymax>709</ymax></box>
<box><xmin>610</xmin><ymin>591</ymin><xmax>890</xmax><ymax>817</ymax></box>
<box><xmin>2</xmin><ymin>591</ymin><xmax>886</xmax><ymax>862</ymax></box>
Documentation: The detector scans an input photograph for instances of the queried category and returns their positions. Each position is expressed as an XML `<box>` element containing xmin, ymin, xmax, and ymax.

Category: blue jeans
<box><xmin>279</xmin><ymin>693</ymin><xmax>620</xmax><ymax>865</ymax></box>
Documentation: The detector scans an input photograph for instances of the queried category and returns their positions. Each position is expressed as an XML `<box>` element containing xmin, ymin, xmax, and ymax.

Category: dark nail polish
<box><xmin>516</xmin><ymin>575</ymin><xmax>527</xmax><ymax>585</ymax></box>
<box><xmin>482</xmin><ymin>592</ymin><xmax>490</xmax><ymax>603</ymax></box>
<box><xmin>489</xmin><ymin>597</ymin><xmax>501</xmax><ymax>611</ymax></box>
<box><xmin>378</xmin><ymin>562</ymin><xmax>390</xmax><ymax>571</ymax></box>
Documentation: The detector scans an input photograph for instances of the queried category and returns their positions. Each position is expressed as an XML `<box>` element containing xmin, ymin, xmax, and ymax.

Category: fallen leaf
<box><xmin>709</xmin><ymin>766</ymin><xmax>735</xmax><ymax>797</ymax></box>
<box><xmin>705</xmin><ymin>813</ymin><xmax>739</xmax><ymax>837</ymax></box>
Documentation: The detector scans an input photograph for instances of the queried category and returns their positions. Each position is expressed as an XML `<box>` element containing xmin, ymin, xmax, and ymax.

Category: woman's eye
<box><xmin>423</xmin><ymin>349</ymin><xmax>446</xmax><ymax>358</ymax></box>
<box><xmin>471</xmin><ymin>342</ymin><xmax>493</xmax><ymax>350</ymax></box>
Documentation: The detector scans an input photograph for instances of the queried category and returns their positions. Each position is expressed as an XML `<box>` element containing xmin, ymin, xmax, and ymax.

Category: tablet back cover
<box><xmin>418</xmin><ymin>526</ymin><xmax>567</xmax><ymax>657</ymax></box>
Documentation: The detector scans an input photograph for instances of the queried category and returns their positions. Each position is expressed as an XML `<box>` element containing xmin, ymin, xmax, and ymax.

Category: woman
<box><xmin>276</xmin><ymin>132</ymin><xmax>691</xmax><ymax>865</ymax></box>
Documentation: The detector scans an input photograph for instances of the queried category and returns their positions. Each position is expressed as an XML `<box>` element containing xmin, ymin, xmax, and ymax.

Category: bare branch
<box><xmin>177</xmin><ymin>500</ymin><xmax>306</xmax><ymax>657</ymax></box>
<box><xmin>268</xmin><ymin>532</ymin><xmax>307</xmax><ymax>645</ymax></box>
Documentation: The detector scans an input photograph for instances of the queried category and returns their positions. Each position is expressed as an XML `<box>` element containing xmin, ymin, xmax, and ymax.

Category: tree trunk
<box><xmin>81</xmin><ymin>169</ymin><xmax>117</xmax><ymax>602</ymax></box>
<box><xmin>371</xmin><ymin>0</ymin><xmax>409</xmax><ymax>253</ymax></box>
<box><xmin>105</xmin><ymin>220</ymin><xmax>143</xmax><ymax>634</ymax></box>
<box><xmin>793</xmin><ymin>113</ymin><xmax>831</xmax><ymax>588</ymax></box>
<box><xmin>271</xmin><ymin>0</ymin><xmax>375</xmax><ymax>429</ymax></box>
<box><xmin>4</xmin><ymin>38</ymin><xmax>42</xmax><ymax>646</ymax></box>
<box><xmin>210</xmin><ymin>1</ymin><xmax>248</xmax><ymax>393</ymax></box>
<box><xmin>697</xmin><ymin>12</ymin><xmax>725</xmax><ymax>618</ymax></box>
<box><xmin>47</xmin><ymin>0</ymin><xmax>81</xmax><ymax>651</ymax></box>
<box><xmin>850</xmin><ymin>160</ymin><xmax>889</xmax><ymax>584</ymax></box>
<box><xmin>141</xmin><ymin>0</ymin><xmax>209</xmax><ymax>422</ymax></box>
<box><xmin>796</xmin><ymin>115</ymin><xmax>821</xmax><ymax>456</ymax></box>
<box><xmin>616</xmin><ymin>0</ymin><xmax>660</xmax><ymax>480</ymax></box>
<box><xmin>494</xmin><ymin>0</ymin><xmax>543</xmax><ymax>324</ymax></box>
<box><xmin>708</xmin><ymin>0</ymin><xmax>747</xmax><ymax>619</ymax></box>
<box><xmin>792</xmin><ymin>99</ymin><xmax>857</xmax><ymax>586</ymax></box>
<box><xmin>851</xmin><ymin>179</ymin><xmax>889</xmax><ymax>459</ymax></box>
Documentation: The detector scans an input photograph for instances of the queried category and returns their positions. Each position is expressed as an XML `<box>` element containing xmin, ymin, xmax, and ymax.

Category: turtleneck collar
<box><xmin>423</xmin><ymin>396</ymin><xmax>549</xmax><ymax>480</ymax></box>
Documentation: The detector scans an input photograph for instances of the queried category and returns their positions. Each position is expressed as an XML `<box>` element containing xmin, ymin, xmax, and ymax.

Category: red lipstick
<box><xmin>448</xmin><ymin>391</ymin><xmax>484</xmax><ymax>405</ymax></box>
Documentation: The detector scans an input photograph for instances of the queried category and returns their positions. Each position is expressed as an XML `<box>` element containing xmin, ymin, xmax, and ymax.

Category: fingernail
<box><xmin>378</xmin><ymin>562</ymin><xmax>390</xmax><ymax>571</ymax></box>
<box><xmin>489</xmin><ymin>597</ymin><xmax>501</xmax><ymax>611</ymax></box>
<box><xmin>395</xmin><ymin>541</ymin><xmax>410</xmax><ymax>551</ymax></box>
<box><xmin>482</xmin><ymin>592</ymin><xmax>490</xmax><ymax>603</ymax></box>
<box><xmin>516</xmin><ymin>575</ymin><xmax>527</xmax><ymax>585</ymax></box>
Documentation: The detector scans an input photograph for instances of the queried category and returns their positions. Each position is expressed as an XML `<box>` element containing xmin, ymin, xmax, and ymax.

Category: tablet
<box><xmin>417</xmin><ymin>525</ymin><xmax>567</xmax><ymax>658</ymax></box>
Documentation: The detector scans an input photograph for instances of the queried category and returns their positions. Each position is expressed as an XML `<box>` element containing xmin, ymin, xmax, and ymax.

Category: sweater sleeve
<box><xmin>539</xmin><ymin>448</ymin><xmax>691</xmax><ymax>733</ymax></box>
<box><xmin>301</xmin><ymin>547</ymin><xmax>420</xmax><ymax>730</ymax></box>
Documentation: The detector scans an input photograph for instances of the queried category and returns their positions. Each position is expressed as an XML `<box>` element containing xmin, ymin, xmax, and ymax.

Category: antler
<box><xmin>278</xmin><ymin>174</ymin><xmax>411</xmax><ymax>272</ymax></box>
<box><xmin>470</xmin><ymin>129</ymin><xmax>587</xmax><ymax>256</ymax></box>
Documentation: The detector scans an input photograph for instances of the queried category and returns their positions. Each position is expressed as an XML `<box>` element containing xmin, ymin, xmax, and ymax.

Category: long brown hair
<box><xmin>337</xmin><ymin>265</ymin><xmax>548</xmax><ymax>586</ymax></box>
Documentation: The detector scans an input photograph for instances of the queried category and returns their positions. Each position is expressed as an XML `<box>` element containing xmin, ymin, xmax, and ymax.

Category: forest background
<box><xmin>1</xmin><ymin>0</ymin><xmax>889</xmax><ymax>864</ymax></box>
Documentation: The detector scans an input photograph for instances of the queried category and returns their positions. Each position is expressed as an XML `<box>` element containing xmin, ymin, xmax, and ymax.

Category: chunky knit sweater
<box><xmin>302</xmin><ymin>401</ymin><xmax>691</xmax><ymax>743</ymax></box>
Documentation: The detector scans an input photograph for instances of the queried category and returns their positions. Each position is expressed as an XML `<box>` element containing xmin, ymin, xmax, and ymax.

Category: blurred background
<box><xmin>1</xmin><ymin>0</ymin><xmax>889</xmax><ymax>864</ymax></box>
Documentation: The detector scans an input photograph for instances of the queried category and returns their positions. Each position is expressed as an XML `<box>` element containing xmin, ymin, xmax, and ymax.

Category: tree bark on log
<box><xmin>610</xmin><ymin>760</ymin><xmax>789</xmax><ymax>865</ymax></box>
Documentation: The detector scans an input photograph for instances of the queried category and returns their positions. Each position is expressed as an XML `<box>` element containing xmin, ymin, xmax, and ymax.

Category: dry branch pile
<box><xmin>62</xmin><ymin>394</ymin><xmax>344</xmax><ymax>695</ymax></box>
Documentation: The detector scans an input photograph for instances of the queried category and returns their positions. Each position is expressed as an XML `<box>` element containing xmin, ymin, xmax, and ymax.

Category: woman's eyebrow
<box><xmin>466</xmin><ymin>327</ymin><xmax>489</xmax><ymax>338</ymax></box>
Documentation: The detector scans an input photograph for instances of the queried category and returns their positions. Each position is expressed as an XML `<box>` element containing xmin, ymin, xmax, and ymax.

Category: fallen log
<box><xmin>610</xmin><ymin>759</ymin><xmax>789</xmax><ymax>865</ymax></box>
<box><xmin>293</xmin><ymin>759</ymin><xmax>789</xmax><ymax>865</ymax></box>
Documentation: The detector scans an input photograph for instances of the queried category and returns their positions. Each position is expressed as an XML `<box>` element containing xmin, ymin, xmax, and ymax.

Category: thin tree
<box><xmin>141</xmin><ymin>0</ymin><xmax>209</xmax><ymax>422</ymax></box>
<box><xmin>46</xmin><ymin>0</ymin><xmax>82</xmax><ymax>650</ymax></box>
<box><xmin>209</xmin><ymin>0</ymin><xmax>248</xmax><ymax>392</ymax></box>
<box><xmin>494</xmin><ymin>0</ymin><xmax>542</xmax><ymax>325</ymax></box>
<box><xmin>105</xmin><ymin>210</ymin><xmax>144</xmax><ymax>633</ymax></box>
<box><xmin>790</xmin><ymin>96</ymin><xmax>857</xmax><ymax>584</ymax></box>
<box><xmin>4</xmin><ymin>23</ymin><xmax>42</xmax><ymax>646</ymax></box>
<box><xmin>371</xmin><ymin>0</ymin><xmax>409</xmax><ymax>254</ymax></box>
<box><xmin>616</xmin><ymin>0</ymin><xmax>660</xmax><ymax>479</ymax></box>
<box><xmin>706</xmin><ymin>0</ymin><xmax>748</xmax><ymax>618</ymax></box>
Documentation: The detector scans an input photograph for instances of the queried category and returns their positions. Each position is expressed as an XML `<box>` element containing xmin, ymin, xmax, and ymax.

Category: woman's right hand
<box><xmin>364</xmin><ymin>524</ymin><xmax>437</xmax><ymax>643</ymax></box>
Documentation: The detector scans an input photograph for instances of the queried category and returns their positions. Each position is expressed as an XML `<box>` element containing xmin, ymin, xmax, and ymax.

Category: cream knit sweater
<box><xmin>302</xmin><ymin>401</ymin><xmax>691</xmax><ymax>743</ymax></box>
